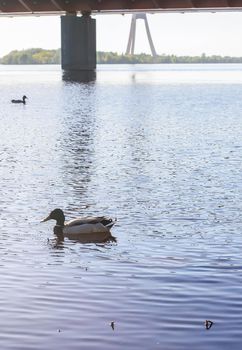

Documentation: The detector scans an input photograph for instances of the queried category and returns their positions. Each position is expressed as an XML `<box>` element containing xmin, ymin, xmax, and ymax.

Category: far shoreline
<box><xmin>2</xmin><ymin>62</ymin><xmax>242</xmax><ymax>65</ymax></box>
<box><xmin>2</xmin><ymin>48</ymin><xmax>242</xmax><ymax>65</ymax></box>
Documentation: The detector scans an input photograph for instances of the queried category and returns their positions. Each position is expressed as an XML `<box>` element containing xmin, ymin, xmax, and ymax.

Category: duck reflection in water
<box><xmin>41</xmin><ymin>208</ymin><xmax>116</xmax><ymax>243</ymax></box>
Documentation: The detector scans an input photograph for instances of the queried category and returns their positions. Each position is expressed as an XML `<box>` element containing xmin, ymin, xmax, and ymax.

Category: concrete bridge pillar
<box><xmin>61</xmin><ymin>13</ymin><xmax>96</xmax><ymax>71</ymax></box>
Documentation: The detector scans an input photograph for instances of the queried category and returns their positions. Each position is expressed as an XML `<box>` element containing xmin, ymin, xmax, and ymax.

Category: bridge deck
<box><xmin>1</xmin><ymin>0</ymin><xmax>242</xmax><ymax>15</ymax></box>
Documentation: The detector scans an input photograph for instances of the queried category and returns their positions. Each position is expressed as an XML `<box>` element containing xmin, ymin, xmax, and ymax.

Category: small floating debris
<box><xmin>205</xmin><ymin>320</ymin><xmax>213</xmax><ymax>330</ymax></box>
<box><xmin>110</xmin><ymin>321</ymin><xmax>115</xmax><ymax>330</ymax></box>
<box><xmin>58</xmin><ymin>329</ymin><xmax>61</xmax><ymax>333</ymax></box>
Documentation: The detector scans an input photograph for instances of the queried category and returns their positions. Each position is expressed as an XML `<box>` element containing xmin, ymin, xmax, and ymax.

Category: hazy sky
<box><xmin>0</xmin><ymin>11</ymin><xmax>242</xmax><ymax>57</ymax></box>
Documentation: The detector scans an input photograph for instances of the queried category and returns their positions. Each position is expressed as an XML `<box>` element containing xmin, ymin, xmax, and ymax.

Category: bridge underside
<box><xmin>2</xmin><ymin>0</ymin><xmax>242</xmax><ymax>15</ymax></box>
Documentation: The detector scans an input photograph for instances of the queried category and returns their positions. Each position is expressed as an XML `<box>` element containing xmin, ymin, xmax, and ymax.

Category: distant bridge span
<box><xmin>2</xmin><ymin>0</ymin><xmax>242</xmax><ymax>16</ymax></box>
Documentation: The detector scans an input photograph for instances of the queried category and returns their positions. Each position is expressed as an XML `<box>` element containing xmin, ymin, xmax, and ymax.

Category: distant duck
<box><xmin>11</xmin><ymin>95</ymin><xmax>27</xmax><ymax>104</ymax></box>
<box><xmin>41</xmin><ymin>208</ymin><xmax>116</xmax><ymax>243</ymax></box>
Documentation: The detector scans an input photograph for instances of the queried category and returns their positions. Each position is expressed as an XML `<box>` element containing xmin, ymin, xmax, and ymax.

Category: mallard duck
<box><xmin>41</xmin><ymin>208</ymin><xmax>116</xmax><ymax>242</ymax></box>
<box><xmin>11</xmin><ymin>95</ymin><xmax>27</xmax><ymax>104</ymax></box>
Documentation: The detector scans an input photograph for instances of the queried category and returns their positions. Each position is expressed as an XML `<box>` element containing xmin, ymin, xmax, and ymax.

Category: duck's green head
<box><xmin>41</xmin><ymin>208</ymin><xmax>65</xmax><ymax>226</ymax></box>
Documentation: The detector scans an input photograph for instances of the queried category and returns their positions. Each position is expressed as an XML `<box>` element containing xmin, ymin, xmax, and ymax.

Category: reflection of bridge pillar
<box><xmin>61</xmin><ymin>13</ymin><xmax>96</xmax><ymax>71</ymax></box>
<box><xmin>126</xmin><ymin>13</ymin><xmax>157</xmax><ymax>57</ymax></box>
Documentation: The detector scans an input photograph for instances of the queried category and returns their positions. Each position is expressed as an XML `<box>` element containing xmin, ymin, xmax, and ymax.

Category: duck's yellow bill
<box><xmin>41</xmin><ymin>215</ymin><xmax>51</xmax><ymax>223</ymax></box>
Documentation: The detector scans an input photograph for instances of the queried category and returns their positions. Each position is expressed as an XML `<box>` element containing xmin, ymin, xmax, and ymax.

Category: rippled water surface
<box><xmin>1</xmin><ymin>64</ymin><xmax>242</xmax><ymax>349</ymax></box>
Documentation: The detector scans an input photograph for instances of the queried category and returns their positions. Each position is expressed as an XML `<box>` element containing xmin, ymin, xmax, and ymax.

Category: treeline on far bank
<box><xmin>1</xmin><ymin>48</ymin><xmax>242</xmax><ymax>64</ymax></box>
<box><xmin>0</xmin><ymin>48</ymin><xmax>61</xmax><ymax>64</ymax></box>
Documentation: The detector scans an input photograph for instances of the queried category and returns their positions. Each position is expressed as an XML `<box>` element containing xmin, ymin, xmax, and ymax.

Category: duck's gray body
<box><xmin>64</xmin><ymin>216</ymin><xmax>114</xmax><ymax>233</ymax></box>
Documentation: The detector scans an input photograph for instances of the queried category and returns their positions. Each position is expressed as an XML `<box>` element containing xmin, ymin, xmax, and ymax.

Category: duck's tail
<box><xmin>102</xmin><ymin>217</ymin><xmax>117</xmax><ymax>229</ymax></box>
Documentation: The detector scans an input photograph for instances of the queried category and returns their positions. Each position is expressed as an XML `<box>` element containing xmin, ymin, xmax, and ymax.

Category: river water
<box><xmin>0</xmin><ymin>63</ymin><xmax>242</xmax><ymax>349</ymax></box>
